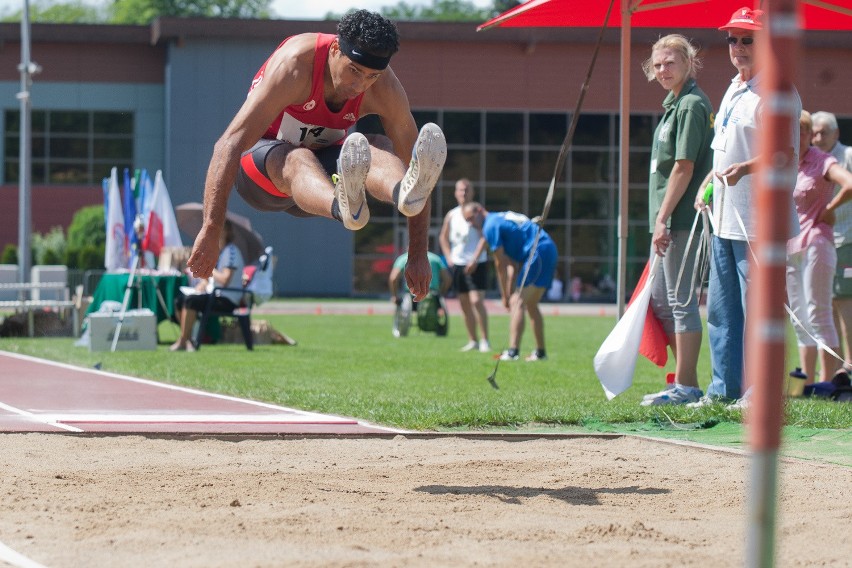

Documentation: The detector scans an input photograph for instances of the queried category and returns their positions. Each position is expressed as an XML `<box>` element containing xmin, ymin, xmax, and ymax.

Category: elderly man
<box><xmin>692</xmin><ymin>7</ymin><xmax>802</xmax><ymax>408</ymax></box>
<box><xmin>811</xmin><ymin>111</ymin><xmax>852</xmax><ymax>371</ymax></box>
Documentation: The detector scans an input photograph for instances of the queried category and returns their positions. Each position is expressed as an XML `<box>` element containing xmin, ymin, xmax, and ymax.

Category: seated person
<box><xmin>389</xmin><ymin>251</ymin><xmax>450</xmax><ymax>337</ymax></box>
<box><xmin>171</xmin><ymin>220</ymin><xmax>245</xmax><ymax>351</ymax></box>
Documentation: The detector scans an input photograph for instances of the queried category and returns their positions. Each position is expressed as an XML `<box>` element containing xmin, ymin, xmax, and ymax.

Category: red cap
<box><xmin>719</xmin><ymin>7</ymin><xmax>764</xmax><ymax>31</ymax></box>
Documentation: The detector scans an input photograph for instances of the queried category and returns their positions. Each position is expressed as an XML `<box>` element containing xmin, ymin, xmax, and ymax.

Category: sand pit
<box><xmin>0</xmin><ymin>433</ymin><xmax>848</xmax><ymax>567</ymax></box>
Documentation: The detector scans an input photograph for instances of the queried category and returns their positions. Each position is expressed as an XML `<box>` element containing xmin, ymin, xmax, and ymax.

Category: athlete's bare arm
<box><xmin>188</xmin><ymin>34</ymin><xmax>316</xmax><ymax>278</ymax></box>
<box><xmin>362</xmin><ymin>71</ymin><xmax>433</xmax><ymax>299</ymax></box>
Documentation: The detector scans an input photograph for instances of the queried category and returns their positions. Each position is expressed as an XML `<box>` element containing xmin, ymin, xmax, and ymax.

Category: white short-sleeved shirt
<box><xmin>711</xmin><ymin>73</ymin><xmax>801</xmax><ymax>241</ymax></box>
<box><xmin>446</xmin><ymin>206</ymin><xmax>487</xmax><ymax>266</ymax></box>
<box><xmin>215</xmin><ymin>243</ymin><xmax>245</xmax><ymax>305</ymax></box>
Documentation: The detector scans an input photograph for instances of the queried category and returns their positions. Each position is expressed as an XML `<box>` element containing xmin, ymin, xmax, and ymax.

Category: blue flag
<box><xmin>122</xmin><ymin>167</ymin><xmax>139</xmax><ymax>266</ymax></box>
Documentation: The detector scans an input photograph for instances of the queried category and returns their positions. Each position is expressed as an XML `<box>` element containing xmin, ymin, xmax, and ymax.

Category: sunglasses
<box><xmin>727</xmin><ymin>36</ymin><xmax>755</xmax><ymax>46</ymax></box>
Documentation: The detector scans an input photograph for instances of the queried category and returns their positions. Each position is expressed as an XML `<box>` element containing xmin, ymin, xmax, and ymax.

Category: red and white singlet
<box><xmin>250</xmin><ymin>33</ymin><xmax>363</xmax><ymax>149</ymax></box>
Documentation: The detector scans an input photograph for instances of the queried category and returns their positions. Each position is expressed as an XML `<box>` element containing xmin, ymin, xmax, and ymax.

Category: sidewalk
<box><xmin>254</xmin><ymin>298</ymin><xmax>620</xmax><ymax>317</ymax></box>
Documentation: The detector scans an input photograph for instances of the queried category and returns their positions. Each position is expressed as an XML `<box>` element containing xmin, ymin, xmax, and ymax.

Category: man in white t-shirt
<box><xmin>439</xmin><ymin>178</ymin><xmax>490</xmax><ymax>352</ymax></box>
<box><xmin>692</xmin><ymin>7</ymin><xmax>801</xmax><ymax>407</ymax></box>
<box><xmin>812</xmin><ymin>111</ymin><xmax>852</xmax><ymax>371</ymax></box>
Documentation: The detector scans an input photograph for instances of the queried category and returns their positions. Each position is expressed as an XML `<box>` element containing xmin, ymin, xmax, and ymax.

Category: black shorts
<box><xmin>176</xmin><ymin>292</ymin><xmax>237</xmax><ymax>313</ymax></box>
<box><xmin>235</xmin><ymin>139</ymin><xmax>341</xmax><ymax>213</ymax></box>
<box><xmin>451</xmin><ymin>262</ymin><xmax>488</xmax><ymax>293</ymax></box>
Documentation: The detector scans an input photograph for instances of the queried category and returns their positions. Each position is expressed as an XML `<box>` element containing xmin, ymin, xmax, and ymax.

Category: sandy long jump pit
<box><xmin>0</xmin><ymin>433</ymin><xmax>849</xmax><ymax>567</ymax></box>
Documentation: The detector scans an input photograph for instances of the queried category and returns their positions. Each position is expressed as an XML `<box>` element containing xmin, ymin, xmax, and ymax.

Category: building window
<box><xmin>354</xmin><ymin>109</ymin><xmax>659</xmax><ymax>300</ymax></box>
<box><xmin>4</xmin><ymin>109</ymin><xmax>134</xmax><ymax>185</ymax></box>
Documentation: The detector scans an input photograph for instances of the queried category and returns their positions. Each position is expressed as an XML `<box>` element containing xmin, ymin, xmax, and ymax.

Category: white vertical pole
<box><xmin>17</xmin><ymin>0</ymin><xmax>34</xmax><ymax>284</ymax></box>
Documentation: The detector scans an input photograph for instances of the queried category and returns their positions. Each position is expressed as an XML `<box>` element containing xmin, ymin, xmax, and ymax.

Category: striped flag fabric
<box><xmin>142</xmin><ymin>170</ymin><xmax>183</xmax><ymax>258</ymax></box>
<box><xmin>630</xmin><ymin>258</ymin><xmax>670</xmax><ymax>367</ymax></box>
<box><xmin>104</xmin><ymin>168</ymin><xmax>126</xmax><ymax>271</ymax></box>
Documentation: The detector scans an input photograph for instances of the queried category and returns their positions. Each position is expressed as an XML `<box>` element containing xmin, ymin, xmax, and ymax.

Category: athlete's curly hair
<box><xmin>338</xmin><ymin>9</ymin><xmax>400</xmax><ymax>58</ymax></box>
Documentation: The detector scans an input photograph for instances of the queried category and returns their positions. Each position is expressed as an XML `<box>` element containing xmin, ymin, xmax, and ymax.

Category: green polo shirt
<box><xmin>648</xmin><ymin>78</ymin><xmax>714</xmax><ymax>232</ymax></box>
<box><xmin>392</xmin><ymin>251</ymin><xmax>446</xmax><ymax>294</ymax></box>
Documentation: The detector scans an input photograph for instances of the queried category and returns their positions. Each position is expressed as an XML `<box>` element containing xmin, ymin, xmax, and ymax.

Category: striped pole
<box><xmin>746</xmin><ymin>1</ymin><xmax>800</xmax><ymax>566</ymax></box>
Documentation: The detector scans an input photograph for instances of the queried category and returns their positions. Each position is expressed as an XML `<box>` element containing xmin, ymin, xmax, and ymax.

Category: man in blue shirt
<box><xmin>463</xmin><ymin>203</ymin><xmax>557</xmax><ymax>361</ymax></box>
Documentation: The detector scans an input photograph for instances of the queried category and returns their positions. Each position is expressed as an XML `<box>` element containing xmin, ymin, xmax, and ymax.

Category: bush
<box><xmin>1</xmin><ymin>244</ymin><xmax>17</xmax><ymax>264</ymax></box>
<box><xmin>77</xmin><ymin>245</ymin><xmax>104</xmax><ymax>270</ymax></box>
<box><xmin>31</xmin><ymin>226</ymin><xmax>66</xmax><ymax>266</ymax></box>
<box><xmin>67</xmin><ymin>205</ymin><xmax>105</xmax><ymax>250</ymax></box>
<box><xmin>66</xmin><ymin>206</ymin><xmax>107</xmax><ymax>270</ymax></box>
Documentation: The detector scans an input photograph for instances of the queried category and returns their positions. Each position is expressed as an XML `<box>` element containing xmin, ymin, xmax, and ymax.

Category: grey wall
<box><xmin>0</xmin><ymin>81</ymin><xmax>165</xmax><ymax>181</ymax></box>
<box><xmin>163</xmin><ymin>37</ymin><xmax>354</xmax><ymax>297</ymax></box>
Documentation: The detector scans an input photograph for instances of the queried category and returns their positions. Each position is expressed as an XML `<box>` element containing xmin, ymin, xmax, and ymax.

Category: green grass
<box><xmin>1</xmin><ymin>309</ymin><xmax>850</xmax><ymax>433</ymax></box>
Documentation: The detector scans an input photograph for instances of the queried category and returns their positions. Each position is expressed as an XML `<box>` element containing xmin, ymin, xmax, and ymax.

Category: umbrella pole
<box><xmin>616</xmin><ymin>1</ymin><xmax>631</xmax><ymax>318</ymax></box>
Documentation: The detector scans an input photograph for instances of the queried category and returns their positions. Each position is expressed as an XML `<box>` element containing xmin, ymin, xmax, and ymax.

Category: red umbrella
<box><xmin>479</xmin><ymin>0</ymin><xmax>852</xmax><ymax>315</ymax></box>
<box><xmin>478</xmin><ymin>0</ymin><xmax>852</xmax><ymax>30</ymax></box>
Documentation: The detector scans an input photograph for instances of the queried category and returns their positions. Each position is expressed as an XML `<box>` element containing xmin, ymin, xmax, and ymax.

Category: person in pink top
<box><xmin>187</xmin><ymin>10</ymin><xmax>447</xmax><ymax>302</ymax></box>
<box><xmin>787</xmin><ymin>110</ymin><xmax>852</xmax><ymax>383</ymax></box>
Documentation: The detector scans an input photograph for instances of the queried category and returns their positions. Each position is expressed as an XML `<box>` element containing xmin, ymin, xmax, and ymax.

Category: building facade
<box><xmin>1</xmin><ymin>19</ymin><xmax>851</xmax><ymax>298</ymax></box>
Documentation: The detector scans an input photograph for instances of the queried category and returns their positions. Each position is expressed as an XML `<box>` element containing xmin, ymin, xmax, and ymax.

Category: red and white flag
<box><xmin>142</xmin><ymin>170</ymin><xmax>182</xmax><ymax>257</ymax></box>
<box><xmin>629</xmin><ymin>258</ymin><xmax>670</xmax><ymax>367</ymax></box>
<box><xmin>104</xmin><ymin>167</ymin><xmax>126</xmax><ymax>271</ymax></box>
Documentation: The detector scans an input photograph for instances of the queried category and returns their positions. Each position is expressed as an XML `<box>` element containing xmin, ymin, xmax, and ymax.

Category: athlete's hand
<box><xmin>187</xmin><ymin>224</ymin><xmax>221</xmax><ymax>279</ymax></box>
<box><xmin>404</xmin><ymin>253</ymin><xmax>432</xmax><ymax>302</ymax></box>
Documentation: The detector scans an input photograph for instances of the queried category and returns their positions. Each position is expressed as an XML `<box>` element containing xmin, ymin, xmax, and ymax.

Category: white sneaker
<box><xmin>478</xmin><ymin>340</ymin><xmax>491</xmax><ymax>353</ymax></box>
<box><xmin>398</xmin><ymin>123</ymin><xmax>446</xmax><ymax>217</ymax></box>
<box><xmin>460</xmin><ymin>340</ymin><xmax>478</xmax><ymax>352</ymax></box>
<box><xmin>333</xmin><ymin>133</ymin><xmax>371</xmax><ymax>230</ymax></box>
<box><xmin>685</xmin><ymin>395</ymin><xmax>720</xmax><ymax>409</ymax></box>
<box><xmin>525</xmin><ymin>351</ymin><xmax>548</xmax><ymax>362</ymax></box>
<box><xmin>725</xmin><ymin>387</ymin><xmax>752</xmax><ymax>411</ymax></box>
<box><xmin>640</xmin><ymin>385</ymin><xmax>703</xmax><ymax>407</ymax></box>
<box><xmin>642</xmin><ymin>385</ymin><xmax>676</xmax><ymax>401</ymax></box>
<box><xmin>499</xmin><ymin>350</ymin><xmax>519</xmax><ymax>361</ymax></box>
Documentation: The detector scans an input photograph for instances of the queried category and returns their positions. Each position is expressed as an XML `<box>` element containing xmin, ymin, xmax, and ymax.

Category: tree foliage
<box><xmin>0</xmin><ymin>0</ymin><xmax>272</xmax><ymax>24</ymax></box>
<box><xmin>0</xmin><ymin>0</ymin><xmax>102</xmax><ymax>23</ymax></box>
<box><xmin>107</xmin><ymin>0</ymin><xmax>272</xmax><ymax>24</ymax></box>
<box><xmin>330</xmin><ymin>0</ymin><xmax>521</xmax><ymax>23</ymax></box>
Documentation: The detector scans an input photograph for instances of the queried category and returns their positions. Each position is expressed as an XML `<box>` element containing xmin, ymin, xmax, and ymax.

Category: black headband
<box><xmin>338</xmin><ymin>37</ymin><xmax>391</xmax><ymax>71</ymax></box>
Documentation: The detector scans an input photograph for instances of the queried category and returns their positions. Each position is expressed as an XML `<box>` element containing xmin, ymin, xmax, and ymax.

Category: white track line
<box><xmin>0</xmin><ymin>401</ymin><xmax>82</xmax><ymax>433</ymax></box>
<box><xmin>0</xmin><ymin>541</ymin><xmax>49</xmax><ymax>568</ymax></box>
<box><xmin>0</xmin><ymin>351</ymin><xmax>403</xmax><ymax>433</ymax></box>
<box><xmin>41</xmin><ymin>413</ymin><xmax>356</xmax><ymax>425</ymax></box>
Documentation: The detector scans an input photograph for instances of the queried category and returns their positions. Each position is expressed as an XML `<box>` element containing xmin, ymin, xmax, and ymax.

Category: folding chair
<box><xmin>193</xmin><ymin>247</ymin><xmax>273</xmax><ymax>351</ymax></box>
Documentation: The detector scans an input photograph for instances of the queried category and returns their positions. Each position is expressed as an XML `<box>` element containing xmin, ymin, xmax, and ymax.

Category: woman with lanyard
<box><xmin>639</xmin><ymin>34</ymin><xmax>714</xmax><ymax>406</ymax></box>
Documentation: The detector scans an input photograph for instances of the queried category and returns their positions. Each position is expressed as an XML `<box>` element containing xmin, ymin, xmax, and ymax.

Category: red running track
<box><xmin>0</xmin><ymin>352</ymin><xmax>400</xmax><ymax>435</ymax></box>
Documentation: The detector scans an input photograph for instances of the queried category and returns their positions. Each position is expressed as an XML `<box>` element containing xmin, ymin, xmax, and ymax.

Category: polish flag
<box><xmin>628</xmin><ymin>258</ymin><xmax>670</xmax><ymax>367</ymax></box>
<box><xmin>142</xmin><ymin>170</ymin><xmax>182</xmax><ymax>257</ymax></box>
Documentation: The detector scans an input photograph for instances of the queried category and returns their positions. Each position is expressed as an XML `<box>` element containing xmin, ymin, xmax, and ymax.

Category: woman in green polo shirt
<box><xmin>639</xmin><ymin>34</ymin><xmax>714</xmax><ymax>406</ymax></box>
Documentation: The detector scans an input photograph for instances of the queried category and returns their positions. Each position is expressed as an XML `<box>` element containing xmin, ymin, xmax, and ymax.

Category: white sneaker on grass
<box><xmin>478</xmin><ymin>340</ymin><xmax>491</xmax><ymax>353</ymax></box>
<box><xmin>642</xmin><ymin>385</ymin><xmax>677</xmax><ymax>401</ymax></box>
<box><xmin>333</xmin><ymin>133</ymin><xmax>371</xmax><ymax>230</ymax></box>
<box><xmin>525</xmin><ymin>350</ymin><xmax>547</xmax><ymax>362</ymax></box>
<box><xmin>685</xmin><ymin>395</ymin><xmax>720</xmax><ymax>409</ymax></box>
<box><xmin>499</xmin><ymin>350</ymin><xmax>519</xmax><ymax>361</ymax></box>
<box><xmin>640</xmin><ymin>385</ymin><xmax>703</xmax><ymax>406</ymax></box>
<box><xmin>725</xmin><ymin>386</ymin><xmax>752</xmax><ymax>411</ymax></box>
<box><xmin>398</xmin><ymin>123</ymin><xmax>446</xmax><ymax>217</ymax></box>
<box><xmin>460</xmin><ymin>340</ymin><xmax>478</xmax><ymax>352</ymax></box>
